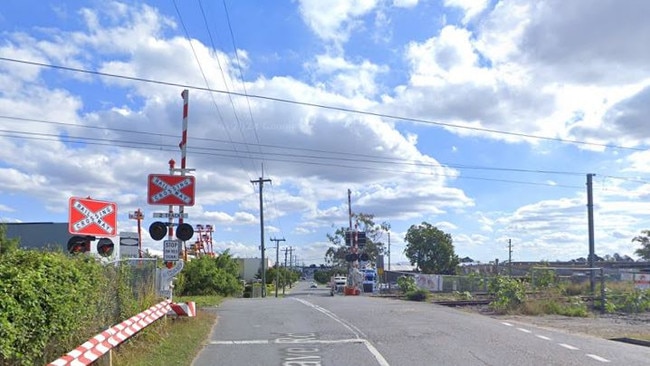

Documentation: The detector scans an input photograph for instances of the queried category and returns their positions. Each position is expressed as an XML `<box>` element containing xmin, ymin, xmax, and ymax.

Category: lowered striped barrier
<box><xmin>48</xmin><ymin>300</ymin><xmax>196</xmax><ymax>366</ymax></box>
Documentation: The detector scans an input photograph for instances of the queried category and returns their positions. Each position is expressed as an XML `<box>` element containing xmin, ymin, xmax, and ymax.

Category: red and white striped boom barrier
<box><xmin>48</xmin><ymin>300</ymin><xmax>171</xmax><ymax>366</ymax></box>
<box><xmin>169</xmin><ymin>301</ymin><xmax>196</xmax><ymax>317</ymax></box>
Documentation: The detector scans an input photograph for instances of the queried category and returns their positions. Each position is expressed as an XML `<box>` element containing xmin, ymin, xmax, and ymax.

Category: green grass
<box><xmin>110</xmin><ymin>295</ymin><xmax>223</xmax><ymax>366</ymax></box>
<box><xmin>175</xmin><ymin>294</ymin><xmax>224</xmax><ymax>308</ymax></box>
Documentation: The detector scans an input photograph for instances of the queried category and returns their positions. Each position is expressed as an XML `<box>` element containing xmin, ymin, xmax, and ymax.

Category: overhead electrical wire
<box><xmin>171</xmin><ymin>0</ymin><xmax>257</xmax><ymax>180</ymax></box>
<box><xmin>3</xmin><ymin>114</ymin><xmax>646</xmax><ymax>184</ymax></box>
<box><xmin>0</xmin><ymin>56</ymin><xmax>647</xmax><ymax>153</ymax></box>
<box><xmin>0</xmin><ymin>129</ymin><xmax>586</xmax><ymax>189</ymax></box>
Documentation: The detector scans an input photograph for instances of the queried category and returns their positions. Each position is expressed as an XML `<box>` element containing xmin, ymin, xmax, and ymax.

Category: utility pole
<box><xmin>508</xmin><ymin>239</ymin><xmax>513</xmax><ymax>276</ymax></box>
<box><xmin>289</xmin><ymin>247</ymin><xmax>294</xmax><ymax>269</ymax></box>
<box><xmin>348</xmin><ymin>189</ymin><xmax>353</xmax><ymax>230</ymax></box>
<box><xmin>387</xmin><ymin>231</ymin><xmax>391</xmax><ymax>271</ymax></box>
<box><xmin>270</xmin><ymin>237</ymin><xmax>286</xmax><ymax>298</ymax></box>
<box><xmin>283</xmin><ymin>247</ymin><xmax>289</xmax><ymax>295</ymax></box>
<box><xmin>251</xmin><ymin>176</ymin><xmax>272</xmax><ymax>298</ymax></box>
<box><xmin>288</xmin><ymin>247</ymin><xmax>294</xmax><ymax>288</ymax></box>
<box><xmin>587</xmin><ymin>173</ymin><xmax>596</xmax><ymax>294</ymax></box>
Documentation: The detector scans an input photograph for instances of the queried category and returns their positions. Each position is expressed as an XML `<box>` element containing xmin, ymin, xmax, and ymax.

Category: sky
<box><xmin>1</xmin><ymin>0</ymin><xmax>650</xmax><ymax>266</ymax></box>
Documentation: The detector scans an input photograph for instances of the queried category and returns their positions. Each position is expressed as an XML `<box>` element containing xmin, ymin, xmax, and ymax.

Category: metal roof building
<box><xmin>4</xmin><ymin>222</ymin><xmax>71</xmax><ymax>251</ymax></box>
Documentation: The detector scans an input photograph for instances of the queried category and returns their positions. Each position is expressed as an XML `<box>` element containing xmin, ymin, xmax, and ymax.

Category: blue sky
<box><xmin>2</xmin><ymin>0</ymin><xmax>650</xmax><ymax>266</ymax></box>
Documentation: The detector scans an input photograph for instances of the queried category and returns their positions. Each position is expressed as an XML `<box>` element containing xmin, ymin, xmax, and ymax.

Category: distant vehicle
<box><xmin>329</xmin><ymin>275</ymin><xmax>347</xmax><ymax>296</ymax></box>
<box><xmin>310</xmin><ymin>282</ymin><xmax>317</xmax><ymax>288</ymax></box>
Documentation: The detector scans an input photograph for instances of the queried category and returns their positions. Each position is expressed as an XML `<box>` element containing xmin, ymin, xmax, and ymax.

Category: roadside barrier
<box><xmin>48</xmin><ymin>300</ymin><xmax>171</xmax><ymax>366</ymax></box>
<box><xmin>169</xmin><ymin>301</ymin><xmax>196</xmax><ymax>317</ymax></box>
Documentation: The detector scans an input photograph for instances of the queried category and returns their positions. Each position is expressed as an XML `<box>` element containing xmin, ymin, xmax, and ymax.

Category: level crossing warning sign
<box><xmin>147</xmin><ymin>174</ymin><xmax>196</xmax><ymax>206</ymax></box>
<box><xmin>68</xmin><ymin>197</ymin><xmax>117</xmax><ymax>236</ymax></box>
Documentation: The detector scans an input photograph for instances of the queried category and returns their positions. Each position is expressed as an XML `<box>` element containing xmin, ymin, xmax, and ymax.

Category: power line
<box><xmin>171</xmin><ymin>0</ymin><xmax>258</xmax><ymax>181</ymax></box>
<box><xmin>1</xmin><ymin>56</ymin><xmax>647</xmax><ymax>152</ymax></box>
<box><xmin>0</xmin><ymin>130</ymin><xmax>585</xmax><ymax>188</ymax></box>
<box><xmin>4</xmin><ymin>114</ymin><xmax>648</xmax><ymax>187</ymax></box>
<box><xmin>0</xmin><ymin>115</ymin><xmax>601</xmax><ymax>178</ymax></box>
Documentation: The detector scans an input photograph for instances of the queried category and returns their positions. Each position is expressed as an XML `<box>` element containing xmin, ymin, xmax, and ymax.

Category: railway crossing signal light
<box><xmin>345</xmin><ymin>231</ymin><xmax>367</xmax><ymax>247</ymax></box>
<box><xmin>149</xmin><ymin>221</ymin><xmax>167</xmax><ymax>241</ymax></box>
<box><xmin>357</xmin><ymin>232</ymin><xmax>366</xmax><ymax>248</ymax></box>
<box><xmin>176</xmin><ymin>223</ymin><xmax>194</xmax><ymax>241</ymax></box>
<box><xmin>97</xmin><ymin>238</ymin><xmax>114</xmax><ymax>257</ymax></box>
<box><xmin>345</xmin><ymin>253</ymin><xmax>359</xmax><ymax>262</ymax></box>
<box><xmin>67</xmin><ymin>235</ymin><xmax>92</xmax><ymax>254</ymax></box>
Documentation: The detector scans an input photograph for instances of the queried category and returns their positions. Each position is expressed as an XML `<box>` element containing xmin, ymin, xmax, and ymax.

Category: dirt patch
<box><xmin>460</xmin><ymin>305</ymin><xmax>650</xmax><ymax>341</ymax></box>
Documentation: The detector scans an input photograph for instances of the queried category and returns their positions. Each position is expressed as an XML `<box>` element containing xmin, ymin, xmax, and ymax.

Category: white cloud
<box><xmin>393</xmin><ymin>0</ymin><xmax>419</xmax><ymax>9</ymax></box>
<box><xmin>305</xmin><ymin>54</ymin><xmax>388</xmax><ymax>97</ymax></box>
<box><xmin>443</xmin><ymin>0</ymin><xmax>489</xmax><ymax>24</ymax></box>
<box><xmin>297</xmin><ymin>0</ymin><xmax>379</xmax><ymax>46</ymax></box>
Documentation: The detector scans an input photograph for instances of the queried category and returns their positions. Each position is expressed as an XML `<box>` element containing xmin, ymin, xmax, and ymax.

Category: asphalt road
<box><xmin>192</xmin><ymin>282</ymin><xmax>650</xmax><ymax>365</ymax></box>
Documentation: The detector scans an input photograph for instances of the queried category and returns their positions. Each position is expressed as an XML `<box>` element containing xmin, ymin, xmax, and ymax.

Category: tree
<box><xmin>324</xmin><ymin>213</ymin><xmax>388</xmax><ymax>268</ymax></box>
<box><xmin>177</xmin><ymin>255</ymin><xmax>243</xmax><ymax>296</ymax></box>
<box><xmin>632</xmin><ymin>230</ymin><xmax>650</xmax><ymax>260</ymax></box>
<box><xmin>0</xmin><ymin>224</ymin><xmax>19</xmax><ymax>255</ymax></box>
<box><xmin>404</xmin><ymin>222</ymin><xmax>459</xmax><ymax>274</ymax></box>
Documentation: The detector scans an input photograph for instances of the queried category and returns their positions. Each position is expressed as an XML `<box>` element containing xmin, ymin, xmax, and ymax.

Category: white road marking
<box><xmin>209</xmin><ymin>339</ymin><xmax>368</xmax><ymax>345</ymax></box>
<box><xmin>293</xmin><ymin>298</ymin><xmax>390</xmax><ymax>366</ymax></box>
<box><xmin>586</xmin><ymin>354</ymin><xmax>610</xmax><ymax>363</ymax></box>
<box><xmin>517</xmin><ymin>328</ymin><xmax>532</xmax><ymax>333</ymax></box>
<box><xmin>209</xmin><ymin>340</ymin><xmax>269</xmax><ymax>345</ymax></box>
<box><xmin>502</xmin><ymin>322</ymin><xmax>513</xmax><ymax>327</ymax></box>
<box><xmin>558</xmin><ymin>343</ymin><xmax>579</xmax><ymax>350</ymax></box>
<box><xmin>536</xmin><ymin>335</ymin><xmax>551</xmax><ymax>341</ymax></box>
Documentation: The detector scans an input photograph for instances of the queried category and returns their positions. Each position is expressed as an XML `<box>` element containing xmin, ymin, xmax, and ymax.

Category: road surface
<box><xmin>192</xmin><ymin>282</ymin><xmax>650</xmax><ymax>365</ymax></box>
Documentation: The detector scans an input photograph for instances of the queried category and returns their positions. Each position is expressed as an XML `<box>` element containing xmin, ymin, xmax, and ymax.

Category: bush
<box><xmin>488</xmin><ymin>276</ymin><xmax>527</xmax><ymax>313</ymax></box>
<box><xmin>605</xmin><ymin>288</ymin><xmax>650</xmax><ymax>313</ymax></box>
<box><xmin>405</xmin><ymin>289</ymin><xmax>430</xmax><ymax>302</ymax></box>
<box><xmin>397</xmin><ymin>276</ymin><xmax>417</xmax><ymax>293</ymax></box>
<box><xmin>0</xmin><ymin>250</ymin><xmax>153</xmax><ymax>365</ymax></box>
<box><xmin>521</xmin><ymin>298</ymin><xmax>588</xmax><ymax>317</ymax></box>
<box><xmin>177</xmin><ymin>256</ymin><xmax>243</xmax><ymax>297</ymax></box>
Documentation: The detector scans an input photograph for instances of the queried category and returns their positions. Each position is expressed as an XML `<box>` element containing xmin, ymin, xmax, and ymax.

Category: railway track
<box><xmin>433</xmin><ymin>299</ymin><xmax>492</xmax><ymax>306</ymax></box>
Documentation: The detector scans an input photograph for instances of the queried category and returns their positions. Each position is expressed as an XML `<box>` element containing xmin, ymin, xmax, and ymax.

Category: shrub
<box><xmin>0</xmin><ymin>250</ymin><xmax>153</xmax><ymax>365</ymax></box>
<box><xmin>488</xmin><ymin>276</ymin><xmax>527</xmax><ymax>313</ymax></box>
<box><xmin>405</xmin><ymin>289</ymin><xmax>430</xmax><ymax>302</ymax></box>
<box><xmin>453</xmin><ymin>291</ymin><xmax>473</xmax><ymax>300</ymax></box>
<box><xmin>521</xmin><ymin>298</ymin><xmax>588</xmax><ymax>317</ymax></box>
<box><xmin>177</xmin><ymin>256</ymin><xmax>243</xmax><ymax>297</ymax></box>
<box><xmin>397</xmin><ymin>276</ymin><xmax>417</xmax><ymax>293</ymax></box>
<box><xmin>606</xmin><ymin>288</ymin><xmax>650</xmax><ymax>313</ymax></box>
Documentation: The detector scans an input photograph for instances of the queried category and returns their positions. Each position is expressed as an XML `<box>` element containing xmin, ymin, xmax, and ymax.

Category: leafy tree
<box><xmin>0</xmin><ymin>224</ymin><xmax>20</xmax><ymax>255</ymax></box>
<box><xmin>404</xmin><ymin>222</ymin><xmax>459</xmax><ymax>274</ymax></box>
<box><xmin>324</xmin><ymin>213</ymin><xmax>389</xmax><ymax>268</ymax></box>
<box><xmin>266</xmin><ymin>266</ymin><xmax>299</xmax><ymax>287</ymax></box>
<box><xmin>177</xmin><ymin>255</ymin><xmax>242</xmax><ymax>296</ymax></box>
<box><xmin>632</xmin><ymin>230</ymin><xmax>650</xmax><ymax>260</ymax></box>
<box><xmin>213</xmin><ymin>249</ymin><xmax>239</xmax><ymax>277</ymax></box>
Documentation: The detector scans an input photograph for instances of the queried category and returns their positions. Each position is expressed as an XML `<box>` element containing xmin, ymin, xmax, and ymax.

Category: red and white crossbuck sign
<box><xmin>68</xmin><ymin>197</ymin><xmax>118</xmax><ymax>236</ymax></box>
<box><xmin>147</xmin><ymin>174</ymin><xmax>196</xmax><ymax>206</ymax></box>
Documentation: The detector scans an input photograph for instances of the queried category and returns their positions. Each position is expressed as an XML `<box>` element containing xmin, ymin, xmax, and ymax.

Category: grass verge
<box><xmin>110</xmin><ymin>296</ymin><xmax>222</xmax><ymax>366</ymax></box>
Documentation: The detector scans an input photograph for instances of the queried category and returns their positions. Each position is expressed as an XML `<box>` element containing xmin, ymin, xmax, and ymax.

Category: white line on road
<box><xmin>502</xmin><ymin>322</ymin><xmax>513</xmax><ymax>327</ymax></box>
<box><xmin>536</xmin><ymin>335</ymin><xmax>551</xmax><ymax>341</ymax></box>
<box><xmin>558</xmin><ymin>343</ymin><xmax>580</xmax><ymax>350</ymax></box>
<box><xmin>209</xmin><ymin>340</ymin><xmax>269</xmax><ymax>345</ymax></box>
<box><xmin>293</xmin><ymin>298</ymin><xmax>390</xmax><ymax>366</ymax></box>
<box><xmin>517</xmin><ymin>328</ymin><xmax>532</xmax><ymax>333</ymax></box>
<box><xmin>586</xmin><ymin>354</ymin><xmax>611</xmax><ymax>363</ymax></box>
<box><xmin>209</xmin><ymin>339</ymin><xmax>367</xmax><ymax>345</ymax></box>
